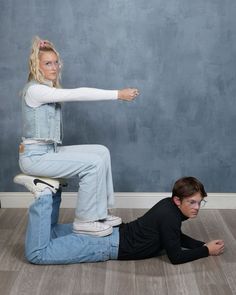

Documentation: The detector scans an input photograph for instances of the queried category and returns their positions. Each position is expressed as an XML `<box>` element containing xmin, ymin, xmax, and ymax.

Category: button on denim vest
<box><xmin>22</xmin><ymin>80</ymin><xmax>62</xmax><ymax>144</ymax></box>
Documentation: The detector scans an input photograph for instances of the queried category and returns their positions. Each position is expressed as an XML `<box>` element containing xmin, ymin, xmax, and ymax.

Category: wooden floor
<box><xmin>0</xmin><ymin>207</ymin><xmax>236</xmax><ymax>295</ymax></box>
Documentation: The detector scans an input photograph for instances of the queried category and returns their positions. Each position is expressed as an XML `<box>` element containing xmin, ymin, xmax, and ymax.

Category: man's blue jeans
<box><xmin>25</xmin><ymin>190</ymin><xmax>119</xmax><ymax>264</ymax></box>
<box><xmin>19</xmin><ymin>144</ymin><xmax>114</xmax><ymax>221</ymax></box>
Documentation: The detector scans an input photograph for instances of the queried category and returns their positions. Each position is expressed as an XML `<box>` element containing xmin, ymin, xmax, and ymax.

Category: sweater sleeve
<box><xmin>160</xmin><ymin>218</ymin><xmax>209</xmax><ymax>264</ymax></box>
<box><xmin>25</xmin><ymin>84</ymin><xmax>118</xmax><ymax>107</ymax></box>
<box><xmin>180</xmin><ymin>232</ymin><xmax>205</xmax><ymax>249</ymax></box>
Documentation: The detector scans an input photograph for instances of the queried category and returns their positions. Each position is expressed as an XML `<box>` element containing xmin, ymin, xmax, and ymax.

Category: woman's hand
<box><xmin>205</xmin><ymin>240</ymin><xmax>224</xmax><ymax>256</ymax></box>
<box><xmin>118</xmin><ymin>88</ymin><xmax>139</xmax><ymax>101</ymax></box>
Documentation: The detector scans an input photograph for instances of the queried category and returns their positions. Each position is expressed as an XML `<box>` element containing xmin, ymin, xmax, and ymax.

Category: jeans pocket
<box><xmin>21</xmin><ymin>150</ymin><xmax>48</xmax><ymax>158</ymax></box>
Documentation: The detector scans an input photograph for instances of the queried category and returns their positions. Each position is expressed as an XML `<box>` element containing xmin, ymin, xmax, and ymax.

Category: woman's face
<box><xmin>39</xmin><ymin>51</ymin><xmax>60</xmax><ymax>82</ymax></box>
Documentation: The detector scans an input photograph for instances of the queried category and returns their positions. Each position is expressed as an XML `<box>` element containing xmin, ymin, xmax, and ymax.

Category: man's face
<box><xmin>174</xmin><ymin>192</ymin><xmax>205</xmax><ymax>218</ymax></box>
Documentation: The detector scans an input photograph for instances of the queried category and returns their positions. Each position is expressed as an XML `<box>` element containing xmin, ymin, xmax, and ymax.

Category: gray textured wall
<box><xmin>1</xmin><ymin>0</ymin><xmax>236</xmax><ymax>192</ymax></box>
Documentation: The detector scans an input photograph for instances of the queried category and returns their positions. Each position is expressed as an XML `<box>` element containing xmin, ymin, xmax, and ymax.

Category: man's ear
<box><xmin>173</xmin><ymin>196</ymin><xmax>181</xmax><ymax>207</ymax></box>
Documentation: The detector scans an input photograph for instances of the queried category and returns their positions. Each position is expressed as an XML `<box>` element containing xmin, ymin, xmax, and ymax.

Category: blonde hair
<box><xmin>28</xmin><ymin>36</ymin><xmax>62</xmax><ymax>88</ymax></box>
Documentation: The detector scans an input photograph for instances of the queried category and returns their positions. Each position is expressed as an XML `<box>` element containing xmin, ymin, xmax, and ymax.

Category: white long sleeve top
<box><xmin>25</xmin><ymin>83</ymin><xmax>118</xmax><ymax>108</ymax></box>
<box><xmin>22</xmin><ymin>82</ymin><xmax>118</xmax><ymax>144</ymax></box>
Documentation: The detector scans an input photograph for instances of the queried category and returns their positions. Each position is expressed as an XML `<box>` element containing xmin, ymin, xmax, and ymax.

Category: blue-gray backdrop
<box><xmin>1</xmin><ymin>0</ymin><xmax>236</xmax><ymax>192</ymax></box>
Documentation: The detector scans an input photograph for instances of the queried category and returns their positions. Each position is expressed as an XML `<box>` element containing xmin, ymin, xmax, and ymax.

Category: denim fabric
<box><xmin>25</xmin><ymin>190</ymin><xmax>119</xmax><ymax>265</ymax></box>
<box><xmin>19</xmin><ymin>143</ymin><xmax>114</xmax><ymax>221</ymax></box>
<box><xmin>22</xmin><ymin>81</ymin><xmax>62</xmax><ymax>143</ymax></box>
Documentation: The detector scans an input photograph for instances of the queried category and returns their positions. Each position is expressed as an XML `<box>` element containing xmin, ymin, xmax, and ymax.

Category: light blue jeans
<box><xmin>19</xmin><ymin>143</ymin><xmax>114</xmax><ymax>221</ymax></box>
<box><xmin>25</xmin><ymin>189</ymin><xmax>119</xmax><ymax>264</ymax></box>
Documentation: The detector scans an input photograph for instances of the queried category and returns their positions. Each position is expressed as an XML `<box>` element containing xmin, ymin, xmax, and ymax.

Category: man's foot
<box><xmin>72</xmin><ymin>220</ymin><xmax>113</xmax><ymax>237</ymax></box>
<box><xmin>14</xmin><ymin>174</ymin><xmax>60</xmax><ymax>194</ymax></box>
<box><xmin>100</xmin><ymin>215</ymin><xmax>122</xmax><ymax>227</ymax></box>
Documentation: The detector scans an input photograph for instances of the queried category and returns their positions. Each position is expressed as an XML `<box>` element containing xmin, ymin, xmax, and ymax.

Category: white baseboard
<box><xmin>0</xmin><ymin>192</ymin><xmax>236</xmax><ymax>209</ymax></box>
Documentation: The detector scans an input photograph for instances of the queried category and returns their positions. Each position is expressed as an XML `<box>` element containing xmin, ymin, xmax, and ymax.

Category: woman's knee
<box><xmin>93</xmin><ymin>156</ymin><xmax>106</xmax><ymax>172</ymax></box>
<box><xmin>95</xmin><ymin>145</ymin><xmax>110</xmax><ymax>156</ymax></box>
<box><xmin>97</xmin><ymin>146</ymin><xmax>111</xmax><ymax>165</ymax></box>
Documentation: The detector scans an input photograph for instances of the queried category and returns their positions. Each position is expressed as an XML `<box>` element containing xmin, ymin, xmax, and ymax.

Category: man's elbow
<box><xmin>169</xmin><ymin>257</ymin><xmax>181</xmax><ymax>265</ymax></box>
<box><xmin>168</xmin><ymin>255</ymin><xmax>185</xmax><ymax>265</ymax></box>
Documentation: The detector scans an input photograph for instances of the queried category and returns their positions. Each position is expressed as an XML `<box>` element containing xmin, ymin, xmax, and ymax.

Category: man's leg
<box><xmin>50</xmin><ymin>188</ymin><xmax>73</xmax><ymax>238</ymax></box>
<box><xmin>14</xmin><ymin>174</ymin><xmax>119</xmax><ymax>264</ymax></box>
<box><xmin>25</xmin><ymin>192</ymin><xmax>120</xmax><ymax>264</ymax></box>
<box><xmin>51</xmin><ymin>187</ymin><xmax>62</xmax><ymax>227</ymax></box>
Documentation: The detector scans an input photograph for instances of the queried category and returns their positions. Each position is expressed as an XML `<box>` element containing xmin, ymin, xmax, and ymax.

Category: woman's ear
<box><xmin>173</xmin><ymin>196</ymin><xmax>181</xmax><ymax>207</ymax></box>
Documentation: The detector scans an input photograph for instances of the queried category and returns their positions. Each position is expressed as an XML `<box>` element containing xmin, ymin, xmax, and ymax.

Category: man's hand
<box><xmin>118</xmin><ymin>88</ymin><xmax>139</xmax><ymax>101</ymax></box>
<box><xmin>205</xmin><ymin>240</ymin><xmax>224</xmax><ymax>256</ymax></box>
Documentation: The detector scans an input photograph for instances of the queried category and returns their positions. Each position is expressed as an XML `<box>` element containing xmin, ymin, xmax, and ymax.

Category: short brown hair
<box><xmin>172</xmin><ymin>176</ymin><xmax>207</xmax><ymax>200</ymax></box>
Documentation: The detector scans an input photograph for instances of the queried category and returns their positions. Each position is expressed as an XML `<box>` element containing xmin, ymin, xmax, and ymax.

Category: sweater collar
<box><xmin>171</xmin><ymin>198</ymin><xmax>189</xmax><ymax>221</ymax></box>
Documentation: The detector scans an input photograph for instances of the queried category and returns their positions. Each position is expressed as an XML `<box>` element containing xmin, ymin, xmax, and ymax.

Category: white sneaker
<box><xmin>72</xmin><ymin>221</ymin><xmax>113</xmax><ymax>237</ymax></box>
<box><xmin>14</xmin><ymin>174</ymin><xmax>60</xmax><ymax>194</ymax></box>
<box><xmin>100</xmin><ymin>215</ymin><xmax>122</xmax><ymax>227</ymax></box>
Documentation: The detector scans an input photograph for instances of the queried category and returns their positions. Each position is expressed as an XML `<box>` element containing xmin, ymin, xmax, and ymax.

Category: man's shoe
<box><xmin>100</xmin><ymin>215</ymin><xmax>122</xmax><ymax>227</ymax></box>
<box><xmin>72</xmin><ymin>220</ymin><xmax>113</xmax><ymax>237</ymax></box>
<box><xmin>14</xmin><ymin>174</ymin><xmax>60</xmax><ymax>194</ymax></box>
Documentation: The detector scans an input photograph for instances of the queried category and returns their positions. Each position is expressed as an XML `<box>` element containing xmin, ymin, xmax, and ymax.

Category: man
<box><xmin>14</xmin><ymin>174</ymin><xmax>224</xmax><ymax>264</ymax></box>
<box><xmin>118</xmin><ymin>176</ymin><xmax>224</xmax><ymax>264</ymax></box>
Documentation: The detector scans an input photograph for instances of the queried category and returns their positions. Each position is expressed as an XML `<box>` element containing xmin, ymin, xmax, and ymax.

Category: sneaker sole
<box><xmin>102</xmin><ymin>219</ymin><xmax>122</xmax><ymax>227</ymax></box>
<box><xmin>72</xmin><ymin>227</ymin><xmax>113</xmax><ymax>237</ymax></box>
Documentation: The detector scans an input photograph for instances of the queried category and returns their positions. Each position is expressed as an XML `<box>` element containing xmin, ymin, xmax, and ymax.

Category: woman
<box><xmin>17</xmin><ymin>36</ymin><xmax>139</xmax><ymax>237</ymax></box>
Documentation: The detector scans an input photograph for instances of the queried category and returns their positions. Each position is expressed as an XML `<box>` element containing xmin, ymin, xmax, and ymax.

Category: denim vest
<box><xmin>22</xmin><ymin>80</ymin><xmax>62</xmax><ymax>144</ymax></box>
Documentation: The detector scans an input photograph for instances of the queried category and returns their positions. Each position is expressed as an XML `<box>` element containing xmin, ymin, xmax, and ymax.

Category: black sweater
<box><xmin>118</xmin><ymin>197</ymin><xmax>209</xmax><ymax>264</ymax></box>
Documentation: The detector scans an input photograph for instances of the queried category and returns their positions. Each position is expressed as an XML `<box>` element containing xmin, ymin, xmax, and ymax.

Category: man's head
<box><xmin>172</xmin><ymin>176</ymin><xmax>207</xmax><ymax>218</ymax></box>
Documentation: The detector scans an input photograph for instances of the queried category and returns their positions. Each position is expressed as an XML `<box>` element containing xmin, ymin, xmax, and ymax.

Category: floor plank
<box><xmin>72</xmin><ymin>262</ymin><xmax>107</xmax><ymax>295</ymax></box>
<box><xmin>0</xmin><ymin>271</ymin><xmax>19</xmax><ymax>295</ymax></box>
